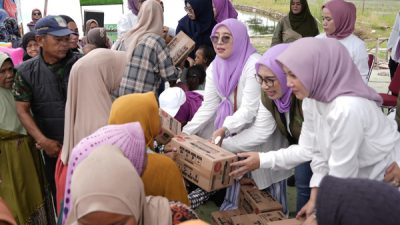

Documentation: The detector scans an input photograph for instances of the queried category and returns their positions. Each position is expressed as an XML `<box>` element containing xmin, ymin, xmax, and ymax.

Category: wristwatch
<box><xmin>223</xmin><ymin>126</ymin><xmax>231</xmax><ymax>137</ymax></box>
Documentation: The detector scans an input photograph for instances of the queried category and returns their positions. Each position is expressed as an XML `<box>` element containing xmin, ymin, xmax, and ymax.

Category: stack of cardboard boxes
<box><xmin>157</xmin><ymin>110</ymin><xmax>302</xmax><ymax>225</ymax></box>
<box><xmin>211</xmin><ymin>184</ymin><xmax>303</xmax><ymax>225</ymax></box>
<box><xmin>168</xmin><ymin>135</ymin><xmax>238</xmax><ymax>192</ymax></box>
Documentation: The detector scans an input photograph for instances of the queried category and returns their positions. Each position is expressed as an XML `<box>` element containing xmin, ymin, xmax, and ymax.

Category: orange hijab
<box><xmin>109</xmin><ymin>92</ymin><xmax>160</xmax><ymax>149</ymax></box>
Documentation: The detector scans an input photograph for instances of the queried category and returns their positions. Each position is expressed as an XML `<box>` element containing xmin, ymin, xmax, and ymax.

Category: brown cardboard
<box><xmin>155</xmin><ymin>109</ymin><xmax>181</xmax><ymax>144</ymax></box>
<box><xmin>258</xmin><ymin>211</ymin><xmax>285</xmax><ymax>223</ymax></box>
<box><xmin>170</xmin><ymin>135</ymin><xmax>237</xmax><ymax>192</ymax></box>
<box><xmin>239</xmin><ymin>185</ymin><xmax>283</xmax><ymax>214</ymax></box>
<box><xmin>211</xmin><ymin>209</ymin><xmax>243</xmax><ymax>225</ymax></box>
<box><xmin>230</xmin><ymin>214</ymin><xmax>267</xmax><ymax>225</ymax></box>
<box><xmin>266</xmin><ymin>219</ymin><xmax>303</xmax><ymax>225</ymax></box>
<box><xmin>167</xmin><ymin>31</ymin><xmax>195</xmax><ymax>66</ymax></box>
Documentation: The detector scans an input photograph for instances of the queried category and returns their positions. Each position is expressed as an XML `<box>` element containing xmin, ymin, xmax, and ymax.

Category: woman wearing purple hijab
<box><xmin>116</xmin><ymin>0</ymin><xmax>142</xmax><ymax>37</ymax></box>
<box><xmin>317</xmin><ymin>0</ymin><xmax>369</xmax><ymax>83</ymax></box>
<box><xmin>220</xmin><ymin>44</ymin><xmax>306</xmax><ymax>213</ymax></box>
<box><xmin>212</xmin><ymin>0</ymin><xmax>238</xmax><ymax>23</ymax></box>
<box><xmin>230</xmin><ymin>37</ymin><xmax>400</xmax><ymax>219</ymax></box>
<box><xmin>224</xmin><ymin>43</ymin><xmax>313</xmax><ymax>213</ymax></box>
<box><xmin>182</xmin><ymin>18</ymin><xmax>261</xmax><ymax>208</ymax></box>
<box><xmin>182</xmin><ymin>18</ymin><xmax>260</xmax><ymax>150</ymax></box>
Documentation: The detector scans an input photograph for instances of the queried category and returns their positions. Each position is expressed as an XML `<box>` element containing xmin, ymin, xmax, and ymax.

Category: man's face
<box><xmin>37</xmin><ymin>34</ymin><xmax>70</xmax><ymax>62</ymax></box>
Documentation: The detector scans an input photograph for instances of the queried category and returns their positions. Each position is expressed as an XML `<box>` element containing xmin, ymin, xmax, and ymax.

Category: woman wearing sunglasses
<box><xmin>27</xmin><ymin>9</ymin><xmax>42</xmax><ymax>32</ymax></box>
<box><xmin>182</xmin><ymin>18</ymin><xmax>261</xmax><ymax>208</ymax></box>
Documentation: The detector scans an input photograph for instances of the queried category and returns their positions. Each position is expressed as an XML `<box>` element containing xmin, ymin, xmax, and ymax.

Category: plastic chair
<box><xmin>366</xmin><ymin>53</ymin><xmax>375</xmax><ymax>82</ymax></box>
<box><xmin>379</xmin><ymin>65</ymin><xmax>400</xmax><ymax>111</ymax></box>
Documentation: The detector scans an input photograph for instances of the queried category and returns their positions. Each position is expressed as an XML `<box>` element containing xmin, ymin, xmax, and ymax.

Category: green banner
<box><xmin>80</xmin><ymin>0</ymin><xmax>123</xmax><ymax>6</ymax></box>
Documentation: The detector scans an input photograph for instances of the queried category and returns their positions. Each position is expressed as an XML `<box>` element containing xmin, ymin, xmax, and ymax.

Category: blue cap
<box><xmin>35</xmin><ymin>15</ymin><xmax>73</xmax><ymax>36</ymax></box>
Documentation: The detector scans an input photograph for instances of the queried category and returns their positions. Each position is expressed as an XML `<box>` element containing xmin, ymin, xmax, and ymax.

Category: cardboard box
<box><xmin>230</xmin><ymin>214</ymin><xmax>266</xmax><ymax>225</ymax></box>
<box><xmin>168</xmin><ymin>31</ymin><xmax>195</xmax><ymax>66</ymax></box>
<box><xmin>155</xmin><ymin>109</ymin><xmax>181</xmax><ymax>144</ymax></box>
<box><xmin>258</xmin><ymin>211</ymin><xmax>285</xmax><ymax>223</ymax></box>
<box><xmin>170</xmin><ymin>135</ymin><xmax>237</xmax><ymax>192</ymax></box>
<box><xmin>239</xmin><ymin>185</ymin><xmax>283</xmax><ymax>214</ymax></box>
<box><xmin>211</xmin><ymin>209</ymin><xmax>243</xmax><ymax>225</ymax></box>
<box><xmin>266</xmin><ymin>219</ymin><xmax>303</xmax><ymax>225</ymax></box>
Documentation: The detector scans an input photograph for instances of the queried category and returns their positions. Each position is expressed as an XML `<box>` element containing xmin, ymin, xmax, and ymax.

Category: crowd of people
<box><xmin>1</xmin><ymin>0</ymin><xmax>400</xmax><ymax>225</ymax></box>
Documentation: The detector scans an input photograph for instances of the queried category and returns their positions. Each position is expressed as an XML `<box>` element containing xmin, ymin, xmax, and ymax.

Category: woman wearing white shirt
<box><xmin>182</xmin><ymin>18</ymin><xmax>260</xmax><ymax>208</ymax></box>
<box><xmin>317</xmin><ymin>0</ymin><xmax>369</xmax><ymax>83</ymax></box>
<box><xmin>387</xmin><ymin>11</ymin><xmax>400</xmax><ymax>79</ymax></box>
<box><xmin>222</xmin><ymin>44</ymin><xmax>305</xmax><ymax>214</ymax></box>
<box><xmin>182</xmin><ymin>18</ymin><xmax>260</xmax><ymax>144</ymax></box>
<box><xmin>230</xmin><ymin>37</ymin><xmax>400</xmax><ymax>220</ymax></box>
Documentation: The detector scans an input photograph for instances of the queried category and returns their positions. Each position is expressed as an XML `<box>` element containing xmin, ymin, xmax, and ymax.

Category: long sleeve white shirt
<box><xmin>317</xmin><ymin>33</ymin><xmax>369</xmax><ymax>84</ymax></box>
<box><xmin>183</xmin><ymin>53</ymin><xmax>261</xmax><ymax>138</ymax></box>
<box><xmin>388</xmin><ymin>12</ymin><xmax>400</xmax><ymax>61</ymax></box>
<box><xmin>222</xmin><ymin>100</ymin><xmax>291</xmax><ymax>189</ymax></box>
<box><xmin>259</xmin><ymin>96</ymin><xmax>400</xmax><ymax>187</ymax></box>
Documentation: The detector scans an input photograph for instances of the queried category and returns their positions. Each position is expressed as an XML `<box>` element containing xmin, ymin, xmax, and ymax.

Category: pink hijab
<box><xmin>276</xmin><ymin>37</ymin><xmax>382</xmax><ymax>105</ymax></box>
<box><xmin>61</xmin><ymin>122</ymin><xmax>146</xmax><ymax>225</ymax></box>
<box><xmin>323</xmin><ymin>0</ymin><xmax>356</xmax><ymax>39</ymax></box>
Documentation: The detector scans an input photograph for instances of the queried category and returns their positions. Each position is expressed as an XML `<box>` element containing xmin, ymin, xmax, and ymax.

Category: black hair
<box><xmin>187</xmin><ymin>64</ymin><xmax>206</xmax><ymax>85</ymax></box>
<box><xmin>197</xmin><ymin>45</ymin><xmax>215</xmax><ymax>67</ymax></box>
<box><xmin>21</xmin><ymin>31</ymin><xmax>37</xmax><ymax>51</ymax></box>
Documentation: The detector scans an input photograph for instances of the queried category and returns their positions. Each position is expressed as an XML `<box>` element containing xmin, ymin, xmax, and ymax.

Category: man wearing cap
<box><xmin>12</xmin><ymin>15</ymin><xmax>81</xmax><ymax>204</ymax></box>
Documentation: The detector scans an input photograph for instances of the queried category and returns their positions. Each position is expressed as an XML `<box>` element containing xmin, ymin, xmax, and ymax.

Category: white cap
<box><xmin>159</xmin><ymin>87</ymin><xmax>186</xmax><ymax>117</ymax></box>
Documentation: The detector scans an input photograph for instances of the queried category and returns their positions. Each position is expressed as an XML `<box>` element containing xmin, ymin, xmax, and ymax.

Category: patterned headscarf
<box><xmin>61</xmin><ymin>122</ymin><xmax>146</xmax><ymax>225</ymax></box>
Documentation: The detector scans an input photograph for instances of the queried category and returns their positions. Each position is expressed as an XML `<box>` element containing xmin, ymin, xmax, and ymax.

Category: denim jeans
<box><xmin>294</xmin><ymin>161</ymin><xmax>312</xmax><ymax>212</ymax></box>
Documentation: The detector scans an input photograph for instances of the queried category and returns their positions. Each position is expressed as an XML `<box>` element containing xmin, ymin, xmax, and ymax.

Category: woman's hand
<box><xmin>164</xmin><ymin>143</ymin><xmax>178</xmax><ymax>160</ymax></box>
<box><xmin>229</xmin><ymin>152</ymin><xmax>260</xmax><ymax>178</ymax></box>
<box><xmin>384</xmin><ymin>162</ymin><xmax>400</xmax><ymax>187</ymax></box>
<box><xmin>297</xmin><ymin>188</ymin><xmax>318</xmax><ymax>219</ymax></box>
<box><xmin>303</xmin><ymin>214</ymin><xmax>318</xmax><ymax>225</ymax></box>
<box><xmin>212</xmin><ymin>127</ymin><xmax>225</xmax><ymax>146</ymax></box>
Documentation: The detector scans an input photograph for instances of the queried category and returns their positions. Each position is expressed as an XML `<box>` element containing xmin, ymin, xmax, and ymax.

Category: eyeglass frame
<box><xmin>255</xmin><ymin>73</ymin><xmax>276</xmax><ymax>87</ymax></box>
<box><xmin>210</xmin><ymin>35</ymin><xmax>232</xmax><ymax>45</ymax></box>
<box><xmin>184</xmin><ymin>6</ymin><xmax>194</xmax><ymax>14</ymax></box>
<box><xmin>32</xmin><ymin>12</ymin><xmax>41</xmax><ymax>16</ymax></box>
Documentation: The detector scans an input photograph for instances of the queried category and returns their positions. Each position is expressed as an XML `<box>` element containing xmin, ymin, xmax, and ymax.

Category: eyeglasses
<box><xmin>184</xmin><ymin>6</ymin><xmax>194</xmax><ymax>13</ymax></box>
<box><xmin>33</xmin><ymin>12</ymin><xmax>41</xmax><ymax>16</ymax></box>
<box><xmin>255</xmin><ymin>74</ymin><xmax>276</xmax><ymax>87</ymax></box>
<box><xmin>210</xmin><ymin>35</ymin><xmax>231</xmax><ymax>45</ymax></box>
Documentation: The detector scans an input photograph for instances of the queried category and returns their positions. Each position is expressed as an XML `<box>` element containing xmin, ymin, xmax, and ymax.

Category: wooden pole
<box><xmin>362</xmin><ymin>0</ymin><xmax>365</xmax><ymax>15</ymax></box>
<box><xmin>44</xmin><ymin>0</ymin><xmax>48</xmax><ymax>16</ymax></box>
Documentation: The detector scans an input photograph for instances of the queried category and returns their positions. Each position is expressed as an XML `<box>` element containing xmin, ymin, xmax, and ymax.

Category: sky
<box><xmin>19</xmin><ymin>0</ymin><xmax>186</xmax><ymax>34</ymax></box>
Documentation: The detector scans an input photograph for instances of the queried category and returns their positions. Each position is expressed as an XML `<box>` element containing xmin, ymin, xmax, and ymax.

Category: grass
<box><xmin>234</xmin><ymin>0</ymin><xmax>397</xmax><ymax>54</ymax></box>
